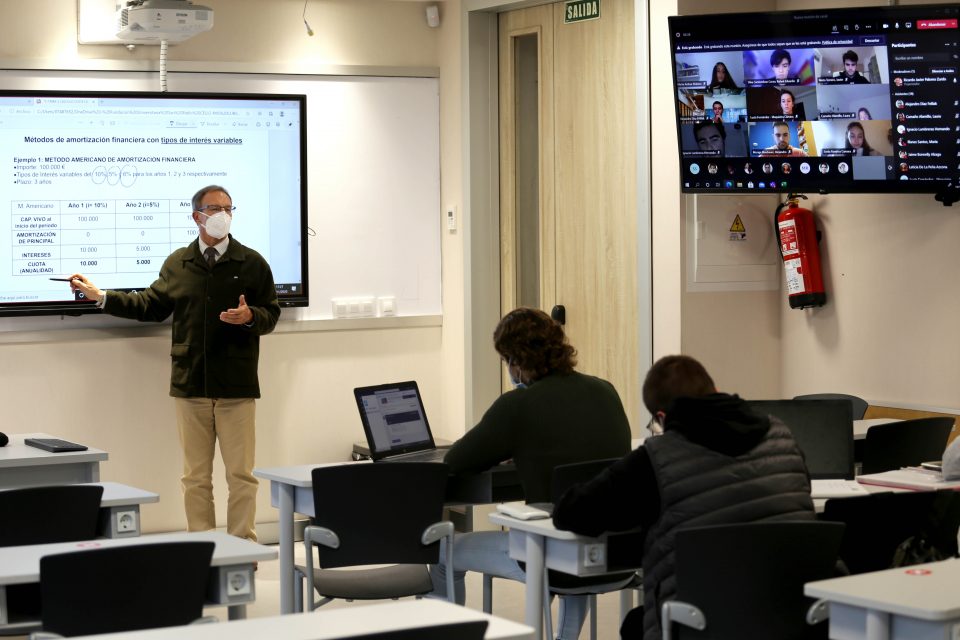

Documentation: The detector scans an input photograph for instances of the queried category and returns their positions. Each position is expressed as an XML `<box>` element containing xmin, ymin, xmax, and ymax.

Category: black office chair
<box><xmin>860</xmin><ymin>417</ymin><xmax>955</xmax><ymax>475</ymax></box>
<box><xmin>483</xmin><ymin>458</ymin><xmax>640</xmax><ymax>640</ymax></box>
<box><xmin>0</xmin><ymin>485</ymin><xmax>103</xmax><ymax>632</ymax></box>
<box><xmin>0</xmin><ymin>485</ymin><xmax>103</xmax><ymax>546</ymax></box>
<box><xmin>347</xmin><ymin>620</ymin><xmax>488</xmax><ymax>639</ymax></box>
<box><xmin>661</xmin><ymin>521</ymin><xmax>844</xmax><ymax>640</ymax></box>
<box><xmin>793</xmin><ymin>393</ymin><xmax>868</xmax><ymax>420</ymax></box>
<box><xmin>32</xmin><ymin>541</ymin><xmax>215</xmax><ymax>638</ymax></box>
<box><xmin>296</xmin><ymin>463</ymin><xmax>454</xmax><ymax>611</ymax></box>
<box><xmin>821</xmin><ymin>489</ymin><xmax>960</xmax><ymax>575</ymax></box>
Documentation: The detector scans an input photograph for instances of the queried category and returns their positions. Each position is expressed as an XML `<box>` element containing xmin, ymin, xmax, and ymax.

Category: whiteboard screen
<box><xmin>0</xmin><ymin>70</ymin><xmax>441</xmax><ymax>323</ymax></box>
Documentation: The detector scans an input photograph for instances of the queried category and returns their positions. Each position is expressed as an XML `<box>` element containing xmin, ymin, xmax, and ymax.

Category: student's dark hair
<box><xmin>712</xmin><ymin>100</ymin><xmax>723</xmax><ymax>110</ymax></box>
<box><xmin>780</xmin><ymin>89</ymin><xmax>795</xmax><ymax>101</ymax></box>
<box><xmin>770</xmin><ymin>49</ymin><xmax>791</xmax><ymax>67</ymax></box>
<box><xmin>772</xmin><ymin>120</ymin><xmax>790</xmax><ymax>132</ymax></box>
<box><xmin>642</xmin><ymin>355</ymin><xmax>716</xmax><ymax>414</ymax></box>
<box><xmin>842</xmin><ymin>50</ymin><xmax>859</xmax><ymax>64</ymax></box>
<box><xmin>857</xmin><ymin>107</ymin><xmax>872</xmax><ymax>119</ymax></box>
<box><xmin>191</xmin><ymin>185</ymin><xmax>231</xmax><ymax>211</ymax></box>
<box><xmin>844</xmin><ymin>121</ymin><xmax>875</xmax><ymax>155</ymax></box>
<box><xmin>494</xmin><ymin>307</ymin><xmax>576</xmax><ymax>380</ymax></box>
<box><xmin>693</xmin><ymin>120</ymin><xmax>726</xmax><ymax>140</ymax></box>
<box><xmin>709</xmin><ymin>62</ymin><xmax>739</xmax><ymax>89</ymax></box>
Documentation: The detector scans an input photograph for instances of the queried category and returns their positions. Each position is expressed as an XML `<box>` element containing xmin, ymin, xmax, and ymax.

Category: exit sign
<box><xmin>564</xmin><ymin>0</ymin><xmax>600</xmax><ymax>24</ymax></box>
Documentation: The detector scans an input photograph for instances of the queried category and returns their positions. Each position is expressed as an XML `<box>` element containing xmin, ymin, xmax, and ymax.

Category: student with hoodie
<box><xmin>552</xmin><ymin>355</ymin><xmax>816</xmax><ymax>640</ymax></box>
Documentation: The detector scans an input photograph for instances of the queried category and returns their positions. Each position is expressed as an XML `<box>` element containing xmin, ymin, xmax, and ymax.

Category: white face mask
<box><xmin>201</xmin><ymin>211</ymin><xmax>231</xmax><ymax>240</ymax></box>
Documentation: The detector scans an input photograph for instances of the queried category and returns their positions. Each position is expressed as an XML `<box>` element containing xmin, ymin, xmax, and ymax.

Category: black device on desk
<box><xmin>24</xmin><ymin>438</ymin><xmax>87</xmax><ymax>453</ymax></box>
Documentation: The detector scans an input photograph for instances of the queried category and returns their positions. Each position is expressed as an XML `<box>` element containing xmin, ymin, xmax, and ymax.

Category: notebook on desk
<box><xmin>354</xmin><ymin>381</ymin><xmax>450</xmax><ymax>463</ymax></box>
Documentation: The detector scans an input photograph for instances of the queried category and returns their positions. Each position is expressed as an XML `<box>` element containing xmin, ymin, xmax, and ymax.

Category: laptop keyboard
<box><xmin>382</xmin><ymin>448</ymin><xmax>449</xmax><ymax>463</ymax></box>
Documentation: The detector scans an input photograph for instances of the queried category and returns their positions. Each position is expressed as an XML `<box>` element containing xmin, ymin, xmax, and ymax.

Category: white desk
<box><xmin>90</xmin><ymin>481</ymin><xmax>160</xmax><ymax>537</ymax></box>
<box><xmin>0</xmin><ymin>530</ymin><xmax>276</xmax><ymax>632</ymax></box>
<box><xmin>254</xmin><ymin>461</ymin><xmax>524</xmax><ymax>615</ymax></box>
<box><xmin>853</xmin><ymin>419</ymin><xmax>903</xmax><ymax>441</ymax></box>
<box><xmin>60</xmin><ymin>599</ymin><xmax>536</xmax><ymax>639</ymax></box>
<box><xmin>0</xmin><ymin>481</ymin><xmax>159</xmax><ymax>538</ymax></box>
<box><xmin>489</xmin><ymin>512</ymin><xmax>642</xmax><ymax>640</ymax></box>
<box><xmin>805</xmin><ymin>557</ymin><xmax>960</xmax><ymax>640</ymax></box>
<box><xmin>253</xmin><ymin>462</ymin><xmax>350</xmax><ymax>615</ymax></box>
<box><xmin>0</xmin><ymin>433</ymin><xmax>108</xmax><ymax>488</ymax></box>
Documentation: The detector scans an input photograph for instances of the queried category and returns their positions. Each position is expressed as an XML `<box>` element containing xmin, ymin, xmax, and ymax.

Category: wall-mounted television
<box><xmin>668</xmin><ymin>4</ymin><xmax>959</xmax><ymax>199</ymax></box>
<box><xmin>0</xmin><ymin>90</ymin><xmax>308</xmax><ymax>317</ymax></box>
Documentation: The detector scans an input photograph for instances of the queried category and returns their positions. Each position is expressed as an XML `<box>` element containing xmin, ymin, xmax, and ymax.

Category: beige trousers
<box><xmin>174</xmin><ymin>397</ymin><xmax>258</xmax><ymax>541</ymax></box>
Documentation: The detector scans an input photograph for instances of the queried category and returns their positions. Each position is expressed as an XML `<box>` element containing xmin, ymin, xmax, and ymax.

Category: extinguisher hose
<box><xmin>773</xmin><ymin>199</ymin><xmax>790</xmax><ymax>259</ymax></box>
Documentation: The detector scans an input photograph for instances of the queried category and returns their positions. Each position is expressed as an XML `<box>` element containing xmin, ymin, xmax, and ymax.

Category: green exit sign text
<box><xmin>564</xmin><ymin>0</ymin><xmax>600</xmax><ymax>24</ymax></box>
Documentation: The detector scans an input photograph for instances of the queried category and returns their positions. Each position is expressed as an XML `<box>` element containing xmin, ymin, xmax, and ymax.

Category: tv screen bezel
<box><xmin>668</xmin><ymin>3</ymin><xmax>960</xmax><ymax>199</ymax></box>
<box><xmin>0</xmin><ymin>88</ymin><xmax>309</xmax><ymax>317</ymax></box>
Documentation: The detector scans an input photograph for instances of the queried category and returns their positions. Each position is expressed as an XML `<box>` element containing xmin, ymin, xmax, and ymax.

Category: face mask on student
<box><xmin>202</xmin><ymin>211</ymin><xmax>231</xmax><ymax>240</ymax></box>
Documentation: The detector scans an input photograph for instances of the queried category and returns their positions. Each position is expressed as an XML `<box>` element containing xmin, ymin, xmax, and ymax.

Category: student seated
<box><xmin>430</xmin><ymin>307</ymin><xmax>631</xmax><ymax>640</ymax></box>
<box><xmin>552</xmin><ymin>355</ymin><xmax>816</xmax><ymax>640</ymax></box>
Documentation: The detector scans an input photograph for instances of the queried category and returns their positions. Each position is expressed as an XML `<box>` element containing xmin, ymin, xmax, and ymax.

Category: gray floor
<box><xmin>225</xmin><ymin>542</ymin><xmax>631</xmax><ymax>639</ymax></box>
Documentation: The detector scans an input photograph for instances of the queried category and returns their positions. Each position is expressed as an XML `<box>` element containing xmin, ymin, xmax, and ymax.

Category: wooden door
<box><xmin>498</xmin><ymin>0</ymin><xmax>640</xmax><ymax>426</ymax></box>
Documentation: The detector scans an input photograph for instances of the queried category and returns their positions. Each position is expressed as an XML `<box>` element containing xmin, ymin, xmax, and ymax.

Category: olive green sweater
<box><xmin>102</xmin><ymin>236</ymin><xmax>280</xmax><ymax>398</ymax></box>
<box><xmin>444</xmin><ymin>372</ymin><xmax>631</xmax><ymax>503</ymax></box>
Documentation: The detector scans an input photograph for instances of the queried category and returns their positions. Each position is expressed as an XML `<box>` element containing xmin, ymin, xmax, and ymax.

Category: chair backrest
<box><xmin>861</xmin><ymin>417</ymin><xmax>955</xmax><ymax>475</ymax></box>
<box><xmin>793</xmin><ymin>393</ymin><xmax>868</xmax><ymax>420</ymax></box>
<box><xmin>672</xmin><ymin>521</ymin><xmax>844</xmax><ymax>640</ymax></box>
<box><xmin>0</xmin><ymin>484</ymin><xmax>103</xmax><ymax>546</ymax></box>
<box><xmin>310</xmin><ymin>462</ymin><xmax>448</xmax><ymax>568</ymax></box>
<box><xmin>821</xmin><ymin>489</ymin><xmax>960</xmax><ymax>574</ymax></box>
<box><xmin>745</xmin><ymin>399</ymin><xmax>854</xmax><ymax>479</ymax></box>
<box><xmin>348</xmin><ymin>620</ymin><xmax>488</xmax><ymax>639</ymax></box>
<box><xmin>39</xmin><ymin>541</ymin><xmax>215</xmax><ymax>637</ymax></box>
<box><xmin>551</xmin><ymin>457</ymin><xmax>620</xmax><ymax>503</ymax></box>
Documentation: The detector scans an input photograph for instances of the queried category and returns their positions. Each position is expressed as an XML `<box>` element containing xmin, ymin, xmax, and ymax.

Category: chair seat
<box><xmin>296</xmin><ymin>563</ymin><xmax>434</xmax><ymax>600</ymax></box>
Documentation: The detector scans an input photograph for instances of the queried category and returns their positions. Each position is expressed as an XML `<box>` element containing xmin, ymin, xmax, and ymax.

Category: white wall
<box><xmin>0</xmin><ymin>0</ymin><xmax>468</xmax><ymax>535</ymax></box>
<box><xmin>655</xmin><ymin>0</ymin><xmax>960</xmax><ymax>410</ymax></box>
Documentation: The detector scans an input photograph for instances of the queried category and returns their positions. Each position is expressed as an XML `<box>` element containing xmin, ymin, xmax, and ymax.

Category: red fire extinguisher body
<box><xmin>777</xmin><ymin>201</ymin><xmax>826</xmax><ymax>309</ymax></box>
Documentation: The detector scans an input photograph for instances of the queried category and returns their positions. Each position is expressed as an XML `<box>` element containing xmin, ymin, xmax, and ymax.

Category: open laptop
<box><xmin>745</xmin><ymin>399</ymin><xmax>855</xmax><ymax>480</ymax></box>
<box><xmin>354</xmin><ymin>381</ymin><xmax>450</xmax><ymax>463</ymax></box>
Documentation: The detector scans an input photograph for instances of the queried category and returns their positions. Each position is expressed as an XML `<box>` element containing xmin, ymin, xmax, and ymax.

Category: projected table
<box><xmin>11</xmin><ymin>197</ymin><xmax>197</xmax><ymax>278</ymax></box>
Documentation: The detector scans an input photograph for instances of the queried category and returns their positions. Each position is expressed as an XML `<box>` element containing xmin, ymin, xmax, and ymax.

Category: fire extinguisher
<box><xmin>774</xmin><ymin>194</ymin><xmax>826</xmax><ymax>309</ymax></box>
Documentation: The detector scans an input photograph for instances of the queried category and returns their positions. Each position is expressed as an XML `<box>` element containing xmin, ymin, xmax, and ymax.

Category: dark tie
<box><xmin>204</xmin><ymin>247</ymin><xmax>218</xmax><ymax>269</ymax></box>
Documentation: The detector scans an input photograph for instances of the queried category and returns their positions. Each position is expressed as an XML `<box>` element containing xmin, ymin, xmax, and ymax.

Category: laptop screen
<box><xmin>744</xmin><ymin>399</ymin><xmax>854</xmax><ymax>480</ymax></box>
<box><xmin>354</xmin><ymin>381</ymin><xmax>436</xmax><ymax>460</ymax></box>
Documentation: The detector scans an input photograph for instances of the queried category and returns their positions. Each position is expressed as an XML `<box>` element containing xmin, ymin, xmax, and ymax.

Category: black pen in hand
<box><xmin>49</xmin><ymin>277</ymin><xmax>78</xmax><ymax>282</ymax></box>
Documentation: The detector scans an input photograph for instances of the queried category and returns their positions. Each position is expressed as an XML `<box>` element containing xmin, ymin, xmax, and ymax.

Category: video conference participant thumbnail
<box><xmin>746</xmin><ymin>86</ymin><xmax>817</xmax><ymax>121</ymax></box>
<box><xmin>807</xmin><ymin>119</ymin><xmax>892</xmax><ymax>159</ymax></box>
<box><xmin>817</xmin><ymin>47</ymin><xmax>887</xmax><ymax>85</ymax></box>
<box><xmin>681</xmin><ymin>121</ymin><xmax>750</xmax><ymax>157</ymax></box>
<box><xmin>674</xmin><ymin>51</ymin><xmax>745</xmax><ymax>93</ymax></box>
<box><xmin>742</xmin><ymin>48</ymin><xmax>816</xmax><ymax>87</ymax></box>
<box><xmin>752</xmin><ymin>120</ymin><xmax>808</xmax><ymax>157</ymax></box>
<box><xmin>815</xmin><ymin>84</ymin><xmax>891</xmax><ymax>121</ymax></box>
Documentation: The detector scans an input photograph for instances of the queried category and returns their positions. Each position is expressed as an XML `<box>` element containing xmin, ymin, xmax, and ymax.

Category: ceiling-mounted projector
<box><xmin>115</xmin><ymin>0</ymin><xmax>214</xmax><ymax>43</ymax></box>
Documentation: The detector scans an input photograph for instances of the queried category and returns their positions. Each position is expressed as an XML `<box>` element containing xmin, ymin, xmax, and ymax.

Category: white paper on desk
<box><xmin>857</xmin><ymin>468</ymin><xmax>960</xmax><ymax>491</ymax></box>
<box><xmin>810</xmin><ymin>479</ymin><xmax>870</xmax><ymax>498</ymax></box>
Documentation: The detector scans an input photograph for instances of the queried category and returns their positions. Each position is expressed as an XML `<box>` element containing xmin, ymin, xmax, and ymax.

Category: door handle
<box><xmin>551</xmin><ymin>305</ymin><xmax>566</xmax><ymax>325</ymax></box>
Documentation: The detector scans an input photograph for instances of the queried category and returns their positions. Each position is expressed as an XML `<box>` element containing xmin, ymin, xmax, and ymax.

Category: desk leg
<box><xmin>864</xmin><ymin>609</ymin><xmax>890</xmax><ymax>640</ymax></box>
<box><xmin>227</xmin><ymin>604</ymin><xmax>246</xmax><ymax>621</ymax></box>
<box><xmin>278</xmin><ymin>482</ymin><xmax>295</xmax><ymax>615</ymax></box>
<box><xmin>524</xmin><ymin>533</ymin><xmax>545</xmax><ymax>640</ymax></box>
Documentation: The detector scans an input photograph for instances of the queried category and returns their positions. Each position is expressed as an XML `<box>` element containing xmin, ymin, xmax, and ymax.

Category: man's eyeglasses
<box><xmin>198</xmin><ymin>205</ymin><xmax>236</xmax><ymax>214</ymax></box>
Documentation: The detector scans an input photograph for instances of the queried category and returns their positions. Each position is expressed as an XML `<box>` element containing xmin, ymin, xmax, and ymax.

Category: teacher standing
<box><xmin>69</xmin><ymin>185</ymin><xmax>280</xmax><ymax>541</ymax></box>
